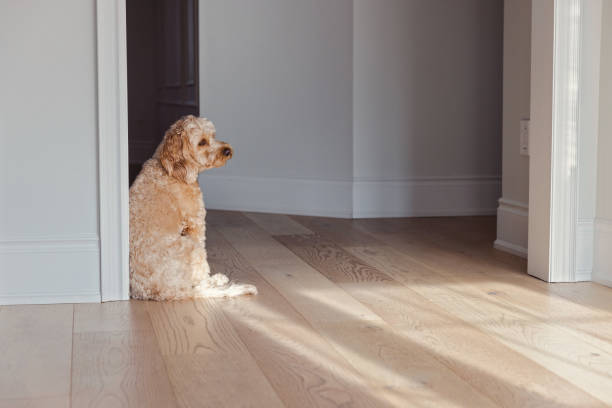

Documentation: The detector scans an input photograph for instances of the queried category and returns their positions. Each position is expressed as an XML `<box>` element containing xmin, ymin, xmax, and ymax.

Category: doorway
<box><xmin>126</xmin><ymin>0</ymin><xmax>200</xmax><ymax>185</ymax></box>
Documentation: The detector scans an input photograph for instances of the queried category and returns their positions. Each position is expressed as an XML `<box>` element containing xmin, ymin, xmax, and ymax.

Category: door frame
<box><xmin>528</xmin><ymin>0</ymin><xmax>603</xmax><ymax>282</ymax></box>
<box><xmin>97</xmin><ymin>0</ymin><xmax>603</xmax><ymax>300</ymax></box>
<box><xmin>97</xmin><ymin>0</ymin><xmax>130</xmax><ymax>301</ymax></box>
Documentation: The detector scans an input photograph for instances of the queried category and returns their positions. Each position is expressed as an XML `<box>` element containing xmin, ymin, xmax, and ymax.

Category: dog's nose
<box><xmin>223</xmin><ymin>147</ymin><xmax>232</xmax><ymax>157</ymax></box>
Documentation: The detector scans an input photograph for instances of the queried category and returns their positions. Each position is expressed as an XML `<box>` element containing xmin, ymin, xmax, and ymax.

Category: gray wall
<box><xmin>495</xmin><ymin>0</ymin><xmax>532</xmax><ymax>257</ymax></box>
<box><xmin>199</xmin><ymin>0</ymin><xmax>503</xmax><ymax>217</ymax></box>
<box><xmin>199</xmin><ymin>0</ymin><xmax>353</xmax><ymax>182</ymax></box>
<box><xmin>501</xmin><ymin>0</ymin><xmax>531</xmax><ymax>205</ymax></box>
<box><xmin>353</xmin><ymin>0</ymin><xmax>503</xmax><ymax>180</ymax></box>
<box><xmin>0</xmin><ymin>0</ymin><xmax>100</xmax><ymax>303</ymax></box>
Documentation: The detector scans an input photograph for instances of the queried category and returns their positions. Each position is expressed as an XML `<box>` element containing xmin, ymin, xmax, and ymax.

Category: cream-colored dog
<box><xmin>129</xmin><ymin>115</ymin><xmax>257</xmax><ymax>300</ymax></box>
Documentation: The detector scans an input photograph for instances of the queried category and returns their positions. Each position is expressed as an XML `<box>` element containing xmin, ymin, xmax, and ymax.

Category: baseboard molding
<box><xmin>495</xmin><ymin>198</ymin><xmax>528</xmax><ymax>258</ymax></box>
<box><xmin>593</xmin><ymin>218</ymin><xmax>612</xmax><ymax>288</ymax></box>
<box><xmin>352</xmin><ymin>176</ymin><xmax>501</xmax><ymax>218</ymax></box>
<box><xmin>199</xmin><ymin>175</ymin><xmax>354</xmax><ymax>218</ymax></box>
<box><xmin>200</xmin><ymin>174</ymin><xmax>502</xmax><ymax>219</ymax></box>
<box><xmin>0</xmin><ymin>292</ymin><xmax>101</xmax><ymax>305</ymax></box>
<box><xmin>575</xmin><ymin>270</ymin><xmax>593</xmax><ymax>282</ymax></box>
<box><xmin>494</xmin><ymin>239</ymin><xmax>528</xmax><ymax>258</ymax></box>
<box><xmin>575</xmin><ymin>219</ymin><xmax>594</xmax><ymax>281</ymax></box>
<box><xmin>0</xmin><ymin>234</ymin><xmax>101</xmax><ymax>305</ymax></box>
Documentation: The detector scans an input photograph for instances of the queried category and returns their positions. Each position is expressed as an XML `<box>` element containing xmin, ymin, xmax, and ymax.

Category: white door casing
<box><xmin>97</xmin><ymin>0</ymin><xmax>130</xmax><ymax>301</ymax></box>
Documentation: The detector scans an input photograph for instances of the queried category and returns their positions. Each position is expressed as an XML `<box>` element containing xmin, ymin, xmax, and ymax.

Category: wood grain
<box><xmin>276</xmin><ymin>234</ymin><xmax>392</xmax><ymax>283</ymax></box>
<box><xmin>280</xmin><ymin>233</ymin><xmax>605</xmax><ymax>407</ymax></box>
<box><xmin>0</xmin><ymin>304</ymin><xmax>73</xmax><ymax>401</ymax></box>
<box><xmin>346</xmin><ymin>241</ymin><xmax>612</xmax><ymax>405</ymax></box>
<box><xmin>71</xmin><ymin>330</ymin><xmax>177</xmax><ymax>408</ymax></box>
<box><xmin>218</xmin><ymin>223</ymin><xmax>382</xmax><ymax>324</ymax></box>
<box><xmin>73</xmin><ymin>300</ymin><xmax>153</xmax><ymax>333</ymax></box>
<box><xmin>207</xmin><ymin>227</ymin><xmax>385</xmax><ymax>408</ymax></box>
<box><xmin>4</xmin><ymin>211</ymin><xmax>612</xmax><ymax>407</ymax></box>
<box><xmin>218</xmin><ymin>221</ymin><xmax>498</xmax><ymax>407</ymax></box>
<box><xmin>0</xmin><ymin>396</ymin><xmax>69</xmax><ymax>408</ymax></box>
<box><xmin>71</xmin><ymin>300</ymin><xmax>176</xmax><ymax>407</ymax></box>
<box><xmin>147</xmin><ymin>299</ymin><xmax>285</xmax><ymax>408</ymax></box>
<box><xmin>245</xmin><ymin>211</ymin><xmax>314</xmax><ymax>235</ymax></box>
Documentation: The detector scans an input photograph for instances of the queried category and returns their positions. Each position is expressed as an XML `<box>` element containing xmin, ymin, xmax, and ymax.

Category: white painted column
<box><xmin>528</xmin><ymin>0</ymin><xmax>602</xmax><ymax>282</ymax></box>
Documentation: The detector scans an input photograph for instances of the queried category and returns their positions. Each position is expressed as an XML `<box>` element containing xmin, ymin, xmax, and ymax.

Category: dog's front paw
<box><xmin>208</xmin><ymin>273</ymin><xmax>230</xmax><ymax>287</ymax></box>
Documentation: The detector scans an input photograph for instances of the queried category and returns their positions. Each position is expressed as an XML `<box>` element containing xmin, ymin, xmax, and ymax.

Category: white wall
<box><xmin>198</xmin><ymin>0</ymin><xmax>354</xmax><ymax>217</ymax></box>
<box><xmin>199</xmin><ymin>0</ymin><xmax>504</xmax><ymax>218</ymax></box>
<box><xmin>0</xmin><ymin>0</ymin><xmax>100</xmax><ymax>304</ymax></box>
<box><xmin>495</xmin><ymin>0</ymin><xmax>532</xmax><ymax>258</ymax></box>
<box><xmin>594</xmin><ymin>0</ymin><xmax>612</xmax><ymax>286</ymax></box>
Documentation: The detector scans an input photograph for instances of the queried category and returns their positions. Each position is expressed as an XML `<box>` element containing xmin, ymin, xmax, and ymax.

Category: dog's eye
<box><xmin>199</xmin><ymin>139</ymin><xmax>207</xmax><ymax>146</ymax></box>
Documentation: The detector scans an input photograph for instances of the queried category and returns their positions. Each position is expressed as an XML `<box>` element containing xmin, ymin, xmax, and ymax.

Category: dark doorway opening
<box><xmin>126</xmin><ymin>0</ymin><xmax>200</xmax><ymax>185</ymax></box>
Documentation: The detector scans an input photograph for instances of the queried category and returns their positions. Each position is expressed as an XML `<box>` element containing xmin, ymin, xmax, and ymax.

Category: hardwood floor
<box><xmin>2</xmin><ymin>211</ymin><xmax>612</xmax><ymax>407</ymax></box>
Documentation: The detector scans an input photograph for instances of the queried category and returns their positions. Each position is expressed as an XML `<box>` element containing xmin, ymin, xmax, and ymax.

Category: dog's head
<box><xmin>156</xmin><ymin>115</ymin><xmax>233</xmax><ymax>183</ymax></box>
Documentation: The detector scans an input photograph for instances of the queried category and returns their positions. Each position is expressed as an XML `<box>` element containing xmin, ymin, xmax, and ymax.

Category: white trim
<box><xmin>96</xmin><ymin>0</ymin><xmax>130</xmax><ymax>301</ymax></box>
<box><xmin>575</xmin><ymin>219</ymin><xmax>594</xmax><ymax>280</ymax></box>
<box><xmin>495</xmin><ymin>198</ymin><xmax>528</xmax><ymax>258</ymax></box>
<box><xmin>0</xmin><ymin>236</ymin><xmax>101</xmax><ymax>305</ymax></box>
<box><xmin>547</xmin><ymin>0</ymin><xmax>582</xmax><ymax>282</ymax></box>
<box><xmin>593</xmin><ymin>218</ymin><xmax>612</xmax><ymax>288</ymax></box>
<box><xmin>0</xmin><ymin>292</ymin><xmax>101</xmax><ymax>306</ymax></box>
<box><xmin>497</xmin><ymin>198</ymin><xmax>529</xmax><ymax>216</ymax></box>
<box><xmin>0</xmin><ymin>234</ymin><xmax>99</xmax><ymax>254</ymax></box>
<box><xmin>199</xmin><ymin>174</ymin><xmax>500</xmax><ymax>219</ymax></box>
<box><xmin>353</xmin><ymin>176</ymin><xmax>500</xmax><ymax>218</ymax></box>
<box><xmin>528</xmin><ymin>0</ymin><xmax>556</xmax><ymax>281</ymax></box>
<box><xmin>528</xmin><ymin>0</ymin><xmax>600</xmax><ymax>282</ymax></box>
<box><xmin>352</xmin><ymin>175</ymin><xmax>501</xmax><ymax>183</ymax></box>
<box><xmin>199</xmin><ymin>175</ymin><xmax>354</xmax><ymax>218</ymax></box>
<box><xmin>494</xmin><ymin>239</ymin><xmax>528</xmax><ymax>258</ymax></box>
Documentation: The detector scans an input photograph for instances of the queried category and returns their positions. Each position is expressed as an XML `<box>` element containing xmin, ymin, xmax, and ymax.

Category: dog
<box><xmin>129</xmin><ymin>115</ymin><xmax>257</xmax><ymax>300</ymax></box>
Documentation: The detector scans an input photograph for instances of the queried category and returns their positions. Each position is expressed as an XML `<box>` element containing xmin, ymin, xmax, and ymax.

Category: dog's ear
<box><xmin>159</xmin><ymin>116</ymin><xmax>198</xmax><ymax>184</ymax></box>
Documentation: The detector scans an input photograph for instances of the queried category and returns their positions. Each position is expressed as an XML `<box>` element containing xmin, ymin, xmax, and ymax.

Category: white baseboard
<box><xmin>495</xmin><ymin>198</ymin><xmax>528</xmax><ymax>258</ymax></box>
<box><xmin>576</xmin><ymin>219</ymin><xmax>594</xmax><ymax>281</ymax></box>
<box><xmin>0</xmin><ymin>292</ymin><xmax>101</xmax><ymax>305</ymax></box>
<box><xmin>0</xmin><ymin>234</ymin><xmax>101</xmax><ymax>305</ymax></box>
<box><xmin>199</xmin><ymin>175</ymin><xmax>354</xmax><ymax>218</ymax></box>
<box><xmin>593</xmin><ymin>218</ymin><xmax>612</xmax><ymax>288</ymax></box>
<box><xmin>200</xmin><ymin>174</ymin><xmax>501</xmax><ymax>219</ymax></box>
<box><xmin>352</xmin><ymin>176</ymin><xmax>501</xmax><ymax>218</ymax></box>
<box><xmin>494</xmin><ymin>239</ymin><xmax>528</xmax><ymax>258</ymax></box>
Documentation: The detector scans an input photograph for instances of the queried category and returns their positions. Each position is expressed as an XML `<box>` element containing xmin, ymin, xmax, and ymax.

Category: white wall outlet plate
<box><xmin>520</xmin><ymin>119</ymin><xmax>530</xmax><ymax>156</ymax></box>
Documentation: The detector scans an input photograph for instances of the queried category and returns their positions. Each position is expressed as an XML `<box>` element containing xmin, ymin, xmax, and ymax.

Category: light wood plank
<box><xmin>290</xmin><ymin>216</ymin><xmax>376</xmax><ymax>247</ymax></box>
<box><xmin>207</xmin><ymin>227</ymin><xmax>386</xmax><ymax>408</ymax></box>
<box><xmin>4</xmin><ymin>212</ymin><xmax>612</xmax><ymax>407</ymax></box>
<box><xmin>147</xmin><ymin>299</ymin><xmax>285</xmax><ymax>408</ymax></box>
<box><xmin>343</xmin><ymin>241</ymin><xmax>612</xmax><ymax>405</ymax></box>
<box><xmin>0</xmin><ymin>304</ymin><xmax>73</xmax><ymax>400</ymax></box>
<box><xmin>279</xmin><ymin>233</ymin><xmax>604</xmax><ymax>407</ymax></box>
<box><xmin>0</xmin><ymin>396</ymin><xmax>69</xmax><ymax>408</ymax></box>
<box><xmin>245</xmin><ymin>212</ymin><xmax>314</xmax><ymax>235</ymax></box>
<box><xmin>218</xmin><ymin>225</ymin><xmax>383</xmax><ymax>324</ymax></box>
<box><xmin>71</xmin><ymin>330</ymin><xmax>178</xmax><ymax>408</ymax></box>
<box><xmin>372</xmin><ymin>220</ymin><xmax>612</xmax><ymax>341</ymax></box>
<box><xmin>275</xmin><ymin>234</ymin><xmax>391</xmax><ymax>283</ymax></box>
<box><xmin>74</xmin><ymin>300</ymin><xmax>153</xmax><ymax>333</ymax></box>
<box><xmin>355</xmin><ymin>222</ymin><xmax>612</xmax><ymax>350</ymax></box>
<box><xmin>71</xmin><ymin>301</ymin><xmax>176</xmax><ymax>407</ymax></box>
<box><xmin>218</xmin><ymin>221</ymin><xmax>498</xmax><ymax>407</ymax></box>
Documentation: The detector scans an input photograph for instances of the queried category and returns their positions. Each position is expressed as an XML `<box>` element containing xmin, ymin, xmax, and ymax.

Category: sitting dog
<box><xmin>129</xmin><ymin>115</ymin><xmax>257</xmax><ymax>300</ymax></box>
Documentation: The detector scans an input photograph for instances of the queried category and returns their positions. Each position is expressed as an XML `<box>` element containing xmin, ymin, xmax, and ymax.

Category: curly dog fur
<box><xmin>129</xmin><ymin>115</ymin><xmax>257</xmax><ymax>300</ymax></box>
